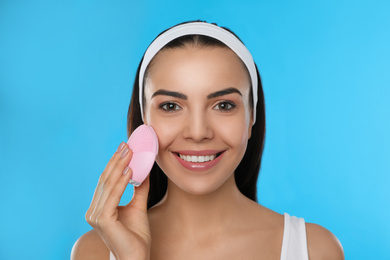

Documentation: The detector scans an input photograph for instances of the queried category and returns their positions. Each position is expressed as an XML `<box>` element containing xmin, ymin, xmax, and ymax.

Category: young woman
<box><xmin>72</xmin><ymin>21</ymin><xmax>344</xmax><ymax>260</ymax></box>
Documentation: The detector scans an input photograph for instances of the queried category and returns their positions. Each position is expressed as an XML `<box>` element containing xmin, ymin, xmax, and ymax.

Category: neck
<box><xmin>152</xmin><ymin>174</ymin><xmax>254</xmax><ymax>238</ymax></box>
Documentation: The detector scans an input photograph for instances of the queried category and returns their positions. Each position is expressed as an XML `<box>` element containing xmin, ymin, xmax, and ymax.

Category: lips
<box><xmin>172</xmin><ymin>150</ymin><xmax>225</xmax><ymax>171</ymax></box>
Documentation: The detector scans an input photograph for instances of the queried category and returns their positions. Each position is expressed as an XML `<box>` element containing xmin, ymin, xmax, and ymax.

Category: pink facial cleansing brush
<box><xmin>126</xmin><ymin>125</ymin><xmax>159</xmax><ymax>186</ymax></box>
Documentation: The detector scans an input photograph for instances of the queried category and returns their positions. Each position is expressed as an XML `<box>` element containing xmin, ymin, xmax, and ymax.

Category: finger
<box><xmin>91</xmin><ymin>145</ymin><xmax>133</xmax><ymax>223</ymax></box>
<box><xmin>126</xmin><ymin>175</ymin><xmax>151</xmax><ymax>212</ymax></box>
<box><xmin>101</xmin><ymin>166</ymin><xmax>134</xmax><ymax>216</ymax></box>
<box><xmin>86</xmin><ymin>142</ymin><xmax>128</xmax><ymax>219</ymax></box>
<box><xmin>99</xmin><ymin>142</ymin><xmax>128</xmax><ymax>184</ymax></box>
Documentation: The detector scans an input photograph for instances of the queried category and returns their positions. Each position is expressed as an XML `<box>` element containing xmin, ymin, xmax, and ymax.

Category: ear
<box><xmin>247</xmin><ymin>111</ymin><xmax>253</xmax><ymax>139</ymax></box>
<box><xmin>143</xmin><ymin>108</ymin><xmax>149</xmax><ymax>125</ymax></box>
<box><xmin>248</xmin><ymin>124</ymin><xmax>253</xmax><ymax>140</ymax></box>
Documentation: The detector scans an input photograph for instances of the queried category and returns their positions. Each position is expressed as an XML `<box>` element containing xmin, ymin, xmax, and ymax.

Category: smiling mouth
<box><xmin>174</xmin><ymin>152</ymin><xmax>223</xmax><ymax>163</ymax></box>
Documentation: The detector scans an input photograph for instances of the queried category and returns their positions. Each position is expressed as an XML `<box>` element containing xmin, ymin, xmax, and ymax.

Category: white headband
<box><xmin>139</xmin><ymin>22</ymin><xmax>258</xmax><ymax>125</ymax></box>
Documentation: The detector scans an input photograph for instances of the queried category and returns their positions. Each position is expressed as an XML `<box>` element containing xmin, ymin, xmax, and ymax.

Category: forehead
<box><xmin>145</xmin><ymin>46</ymin><xmax>251</xmax><ymax>93</ymax></box>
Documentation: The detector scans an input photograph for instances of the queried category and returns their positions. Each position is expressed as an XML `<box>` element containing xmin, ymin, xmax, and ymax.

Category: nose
<box><xmin>182</xmin><ymin>110</ymin><xmax>214</xmax><ymax>142</ymax></box>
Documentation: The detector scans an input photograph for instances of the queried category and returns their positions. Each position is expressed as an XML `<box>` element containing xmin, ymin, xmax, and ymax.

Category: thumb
<box><xmin>127</xmin><ymin>175</ymin><xmax>150</xmax><ymax>212</ymax></box>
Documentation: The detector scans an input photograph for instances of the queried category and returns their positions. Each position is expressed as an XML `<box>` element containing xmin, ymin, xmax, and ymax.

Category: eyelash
<box><xmin>159</xmin><ymin>102</ymin><xmax>181</xmax><ymax>112</ymax></box>
<box><xmin>213</xmin><ymin>101</ymin><xmax>237</xmax><ymax>112</ymax></box>
<box><xmin>158</xmin><ymin>101</ymin><xmax>237</xmax><ymax>112</ymax></box>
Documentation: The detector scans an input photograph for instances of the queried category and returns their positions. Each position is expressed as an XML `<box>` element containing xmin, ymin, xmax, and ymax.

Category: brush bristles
<box><xmin>127</xmin><ymin>125</ymin><xmax>158</xmax><ymax>154</ymax></box>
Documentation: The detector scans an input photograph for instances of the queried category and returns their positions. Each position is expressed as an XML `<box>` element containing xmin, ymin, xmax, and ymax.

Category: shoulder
<box><xmin>305</xmin><ymin>222</ymin><xmax>344</xmax><ymax>260</ymax></box>
<box><xmin>71</xmin><ymin>230</ymin><xmax>110</xmax><ymax>260</ymax></box>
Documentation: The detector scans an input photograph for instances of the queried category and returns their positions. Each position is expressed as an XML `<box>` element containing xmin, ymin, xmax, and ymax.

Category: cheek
<box><xmin>148</xmin><ymin>114</ymin><xmax>180</xmax><ymax>159</ymax></box>
<box><xmin>215</xmin><ymin>115</ymin><xmax>250</xmax><ymax>149</ymax></box>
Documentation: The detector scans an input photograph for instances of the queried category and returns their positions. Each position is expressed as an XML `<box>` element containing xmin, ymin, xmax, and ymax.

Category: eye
<box><xmin>213</xmin><ymin>101</ymin><xmax>236</xmax><ymax>112</ymax></box>
<box><xmin>159</xmin><ymin>102</ymin><xmax>181</xmax><ymax>112</ymax></box>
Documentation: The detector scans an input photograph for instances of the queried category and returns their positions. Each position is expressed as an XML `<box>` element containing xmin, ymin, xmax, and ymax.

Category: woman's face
<box><xmin>143</xmin><ymin>46</ymin><xmax>253</xmax><ymax>195</ymax></box>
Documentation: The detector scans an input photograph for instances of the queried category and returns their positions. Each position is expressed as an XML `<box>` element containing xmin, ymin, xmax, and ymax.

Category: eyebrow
<box><xmin>151</xmin><ymin>87</ymin><xmax>242</xmax><ymax>100</ymax></box>
<box><xmin>152</xmin><ymin>89</ymin><xmax>188</xmax><ymax>100</ymax></box>
<box><xmin>207</xmin><ymin>87</ymin><xmax>242</xmax><ymax>99</ymax></box>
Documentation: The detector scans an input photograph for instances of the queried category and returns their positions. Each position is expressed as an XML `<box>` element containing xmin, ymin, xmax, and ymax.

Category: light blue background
<box><xmin>1</xmin><ymin>0</ymin><xmax>389</xmax><ymax>259</ymax></box>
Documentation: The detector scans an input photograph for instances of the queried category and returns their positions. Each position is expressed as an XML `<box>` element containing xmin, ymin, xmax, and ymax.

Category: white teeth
<box><xmin>179</xmin><ymin>153</ymin><xmax>218</xmax><ymax>163</ymax></box>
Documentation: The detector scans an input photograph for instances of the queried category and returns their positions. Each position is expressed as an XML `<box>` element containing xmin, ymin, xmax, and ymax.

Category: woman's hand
<box><xmin>85</xmin><ymin>142</ymin><xmax>151</xmax><ymax>260</ymax></box>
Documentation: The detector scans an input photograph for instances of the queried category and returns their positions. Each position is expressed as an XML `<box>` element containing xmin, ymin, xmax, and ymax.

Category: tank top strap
<box><xmin>109</xmin><ymin>251</ymin><xmax>115</xmax><ymax>260</ymax></box>
<box><xmin>280</xmin><ymin>213</ymin><xmax>309</xmax><ymax>260</ymax></box>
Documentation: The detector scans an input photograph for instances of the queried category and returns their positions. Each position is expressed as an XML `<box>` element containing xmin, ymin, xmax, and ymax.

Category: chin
<box><xmin>166</xmin><ymin>172</ymin><xmax>233</xmax><ymax>197</ymax></box>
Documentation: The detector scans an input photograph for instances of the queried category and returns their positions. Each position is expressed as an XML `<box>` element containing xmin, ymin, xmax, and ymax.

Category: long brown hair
<box><xmin>127</xmin><ymin>21</ymin><xmax>266</xmax><ymax>209</ymax></box>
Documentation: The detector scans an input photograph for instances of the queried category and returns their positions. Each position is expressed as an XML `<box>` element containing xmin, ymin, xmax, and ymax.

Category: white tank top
<box><xmin>110</xmin><ymin>213</ymin><xmax>309</xmax><ymax>260</ymax></box>
<box><xmin>280</xmin><ymin>213</ymin><xmax>309</xmax><ymax>260</ymax></box>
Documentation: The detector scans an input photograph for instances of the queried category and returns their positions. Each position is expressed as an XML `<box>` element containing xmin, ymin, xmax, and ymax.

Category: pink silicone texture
<box><xmin>127</xmin><ymin>125</ymin><xmax>158</xmax><ymax>186</ymax></box>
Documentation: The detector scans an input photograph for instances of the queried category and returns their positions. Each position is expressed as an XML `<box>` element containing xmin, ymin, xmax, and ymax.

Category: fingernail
<box><xmin>121</xmin><ymin>147</ymin><xmax>129</xmax><ymax>158</ymax></box>
<box><xmin>123</xmin><ymin>166</ymin><xmax>130</xmax><ymax>175</ymax></box>
<box><xmin>116</xmin><ymin>142</ymin><xmax>126</xmax><ymax>153</ymax></box>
